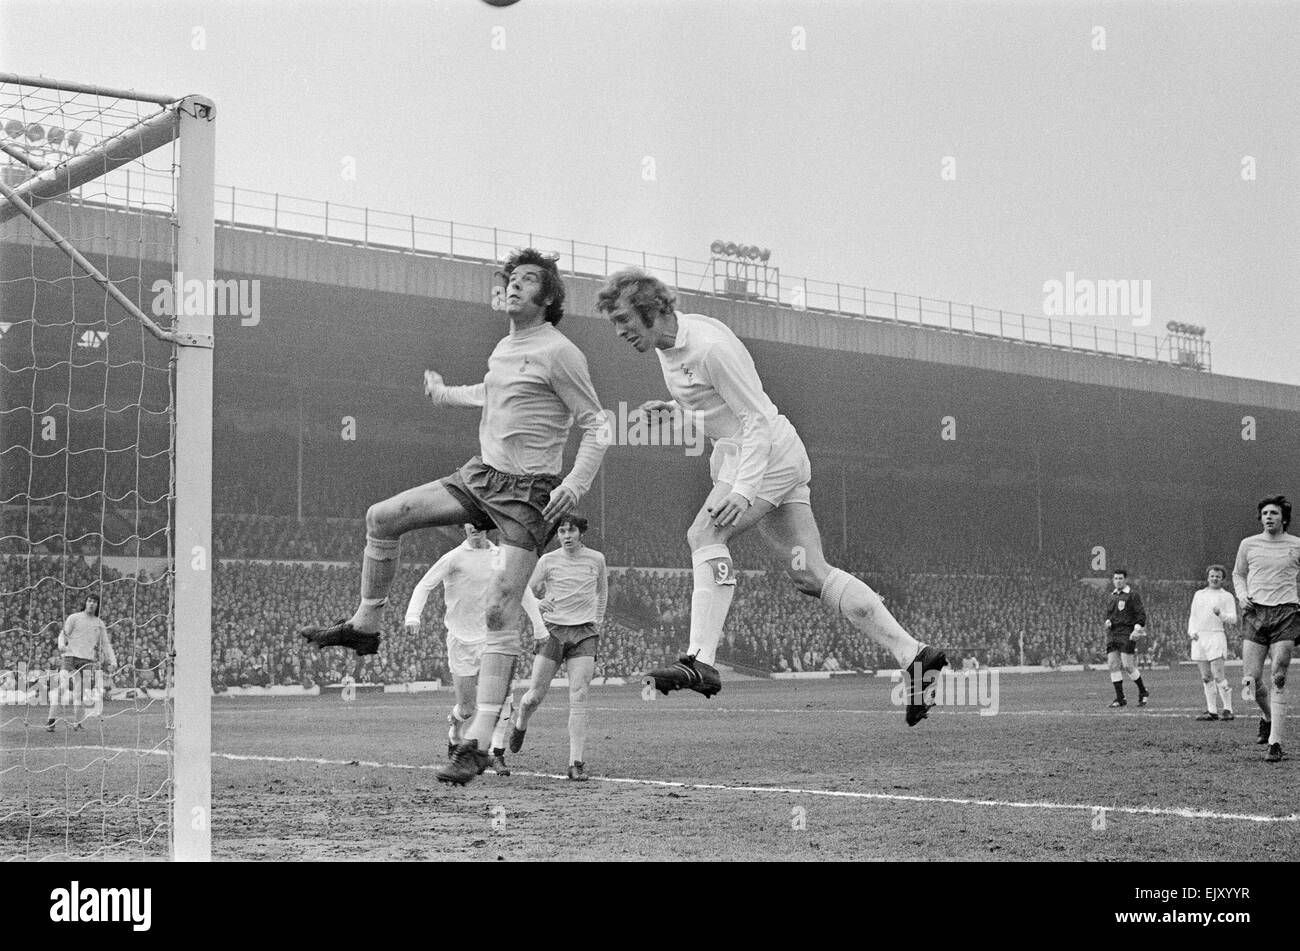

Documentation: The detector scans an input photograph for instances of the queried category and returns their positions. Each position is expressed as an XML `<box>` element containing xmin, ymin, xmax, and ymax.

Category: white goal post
<box><xmin>0</xmin><ymin>74</ymin><xmax>214</xmax><ymax>861</ymax></box>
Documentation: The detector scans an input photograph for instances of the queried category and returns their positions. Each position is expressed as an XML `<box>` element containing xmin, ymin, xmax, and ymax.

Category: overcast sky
<box><xmin>4</xmin><ymin>0</ymin><xmax>1298</xmax><ymax>386</ymax></box>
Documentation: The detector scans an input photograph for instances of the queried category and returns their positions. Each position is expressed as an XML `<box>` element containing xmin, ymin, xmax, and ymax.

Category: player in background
<box><xmin>299</xmin><ymin>249</ymin><xmax>608</xmax><ymax>786</ymax></box>
<box><xmin>1103</xmin><ymin>568</ymin><xmax>1149</xmax><ymax>708</ymax></box>
<box><xmin>509</xmin><ymin>514</ymin><xmax>607</xmax><ymax>781</ymax></box>
<box><xmin>404</xmin><ymin>524</ymin><xmax>550</xmax><ymax>774</ymax></box>
<box><xmin>595</xmin><ymin>270</ymin><xmax>947</xmax><ymax>725</ymax></box>
<box><xmin>45</xmin><ymin>594</ymin><xmax>115</xmax><ymax>732</ymax></box>
<box><xmin>1187</xmin><ymin>564</ymin><xmax>1237</xmax><ymax>721</ymax></box>
<box><xmin>1233</xmin><ymin>496</ymin><xmax>1300</xmax><ymax>762</ymax></box>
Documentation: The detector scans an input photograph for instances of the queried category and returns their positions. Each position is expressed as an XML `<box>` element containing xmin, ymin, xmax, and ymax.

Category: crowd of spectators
<box><xmin>0</xmin><ymin>517</ymin><xmax>1235</xmax><ymax>690</ymax></box>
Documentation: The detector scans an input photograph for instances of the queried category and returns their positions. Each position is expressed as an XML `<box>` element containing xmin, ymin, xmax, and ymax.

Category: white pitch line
<box><xmin>14</xmin><ymin>744</ymin><xmax>1295</xmax><ymax>823</ymax></box>
<box><xmin>205</xmin><ymin>702</ymin><xmax>1228</xmax><ymax>718</ymax></box>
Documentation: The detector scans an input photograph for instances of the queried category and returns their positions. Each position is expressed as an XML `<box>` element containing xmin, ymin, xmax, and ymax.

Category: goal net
<box><xmin>0</xmin><ymin>74</ymin><xmax>213</xmax><ymax>861</ymax></box>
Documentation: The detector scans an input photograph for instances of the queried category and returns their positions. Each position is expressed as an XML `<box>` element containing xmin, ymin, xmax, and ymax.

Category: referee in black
<box><xmin>1104</xmin><ymin>568</ymin><xmax>1150</xmax><ymax>707</ymax></box>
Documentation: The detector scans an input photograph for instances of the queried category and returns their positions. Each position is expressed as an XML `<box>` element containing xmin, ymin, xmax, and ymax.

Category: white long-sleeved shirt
<box><xmin>1187</xmin><ymin>587</ymin><xmax>1237</xmax><ymax>635</ymax></box>
<box><xmin>404</xmin><ymin>541</ymin><xmax>548</xmax><ymax>643</ymax></box>
<box><xmin>60</xmin><ymin>611</ymin><xmax>115</xmax><ymax>666</ymax></box>
<box><xmin>1232</xmin><ymin>532</ymin><xmax>1300</xmax><ymax>606</ymax></box>
<box><xmin>655</xmin><ymin>312</ymin><xmax>797</xmax><ymax>502</ymax></box>
<box><xmin>427</xmin><ymin>322</ymin><xmax>607</xmax><ymax>499</ymax></box>
<box><xmin>529</xmin><ymin>545</ymin><xmax>607</xmax><ymax>627</ymax></box>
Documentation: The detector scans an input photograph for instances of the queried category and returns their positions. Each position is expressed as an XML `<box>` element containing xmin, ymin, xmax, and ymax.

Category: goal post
<box><xmin>0</xmin><ymin>74</ymin><xmax>214</xmax><ymax>861</ymax></box>
<box><xmin>172</xmin><ymin>93</ymin><xmax>215</xmax><ymax>863</ymax></box>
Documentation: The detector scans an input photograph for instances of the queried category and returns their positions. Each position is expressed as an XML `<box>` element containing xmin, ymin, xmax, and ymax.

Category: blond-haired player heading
<box><xmin>595</xmin><ymin>269</ymin><xmax>946</xmax><ymax>725</ymax></box>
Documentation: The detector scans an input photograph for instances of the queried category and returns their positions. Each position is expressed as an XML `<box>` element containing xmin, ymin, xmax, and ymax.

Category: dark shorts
<box><xmin>439</xmin><ymin>456</ymin><xmax>562</xmax><ymax>555</ymax></box>
<box><xmin>538</xmin><ymin>623</ymin><xmax>598</xmax><ymax>665</ymax></box>
<box><xmin>1106</xmin><ymin>638</ymin><xmax>1137</xmax><ymax>655</ymax></box>
<box><xmin>1243</xmin><ymin>603</ymin><xmax>1300</xmax><ymax>647</ymax></box>
<box><xmin>60</xmin><ymin>656</ymin><xmax>95</xmax><ymax>675</ymax></box>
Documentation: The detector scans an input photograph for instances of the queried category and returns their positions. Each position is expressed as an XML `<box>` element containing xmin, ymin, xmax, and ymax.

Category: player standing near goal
<box><xmin>1233</xmin><ymin>496</ymin><xmax>1300</xmax><ymax>762</ymax></box>
<box><xmin>595</xmin><ymin>270</ymin><xmax>947</xmax><ymax>725</ymax></box>
<box><xmin>403</xmin><ymin>524</ymin><xmax>550</xmax><ymax>775</ymax></box>
<box><xmin>1103</xmin><ymin>568</ymin><xmax>1150</xmax><ymax>708</ymax></box>
<box><xmin>1187</xmin><ymin>565</ymin><xmax>1237</xmax><ymax>721</ymax></box>
<box><xmin>509</xmin><ymin>514</ymin><xmax>607</xmax><ymax>781</ymax></box>
<box><xmin>299</xmin><ymin>249</ymin><xmax>608</xmax><ymax>786</ymax></box>
<box><xmin>45</xmin><ymin>594</ymin><xmax>115</xmax><ymax>732</ymax></box>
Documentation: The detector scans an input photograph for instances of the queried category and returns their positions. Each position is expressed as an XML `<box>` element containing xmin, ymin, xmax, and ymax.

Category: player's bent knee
<box><xmin>570</xmin><ymin>684</ymin><xmax>589</xmax><ymax>704</ymax></box>
<box><xmin>686</xmin><ymin>523</ymin><xmax>717</xmax><ymax>550</ymax></box>
<box><xmin>1272</xmin><ymin>671</ymin><xmax>1287</xmax><ymax>690</ymax></box>
<box><xmin>365</xmin><ymin>501</ymin><xmax>397</xmax><ymax>537</ymax></box>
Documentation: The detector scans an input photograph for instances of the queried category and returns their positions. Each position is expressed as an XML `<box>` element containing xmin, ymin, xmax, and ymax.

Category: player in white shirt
<box><xmin>45</xmin><ymin>594</ymin><xmax>115</xmax><ymax>732</ymax></box>
<box><xmin>596</xmin><ymin>270</ymin><xmax>947</xmax><ymax>725</ymax></box>
<box><xmin>404</xmin><ymin>525</ymin><xmax>549</xmax><ymax>775</ymax></box>
<box><xmin>509</xmin><ymin>514</ymin><xmax>608</xmax><ymax>781</ymax></box>
<box><xmin>1187</xmin><ymin>565</ymin><xmax>1237</xmax><ymax>721</ymax></box>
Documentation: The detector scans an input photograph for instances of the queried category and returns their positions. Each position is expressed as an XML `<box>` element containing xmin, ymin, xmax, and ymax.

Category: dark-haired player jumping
<box><xmin>299</xmin><ymin>249</ymin><xmax>608</xmax><ymax>785</ymax></box>
<box><xmin>1234</xmin><ymin>495</ymin><xmax>1300</xmax><ymax>763</ymax></box>
<box><xmin>595</xmin><ymin>269</ymin><xmax>946</xmax><ymax>726</ymax></box>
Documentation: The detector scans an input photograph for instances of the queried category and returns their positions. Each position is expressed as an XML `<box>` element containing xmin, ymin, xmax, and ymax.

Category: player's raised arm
<box><xmin>424</xmin><ymin>369</ymin><xmax>486</xmax><ymax>408</ymax></box>
<box><xmin>545</xmin><ymin>344</ymin><xmax>608</xmax><ymax>517</ymax></box>
<box><xmin>404</xmin><ymin>551</ymin><xmax>454</xmax><ymax>629</ymax></box>
<box><xmin>701</xmin><ymin>342</ymin><xmax>775</xmax><ymax>504</ymax></box>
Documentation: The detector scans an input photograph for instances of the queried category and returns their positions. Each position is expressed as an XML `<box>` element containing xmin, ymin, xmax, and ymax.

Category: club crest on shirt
<box><xmin>1117</xmin><ymin>600</ymin><xmax>1126</xmax><ymax>610</ymax></box>
<box><xmin>678</xmin><ymin>363</ymin><xmax>695</xmax><ymax>383</ymax></box>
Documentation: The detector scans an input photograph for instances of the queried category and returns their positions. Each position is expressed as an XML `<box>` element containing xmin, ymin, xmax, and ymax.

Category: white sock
<box><xmin>687</xmin><ymin>544</ymin><xmax>736</xmax><ymax>667</ymax></box>
<box><xmin>820</xmin><ymin>567</ymin><xmax>919</xmax><ymax>669</ymax></box>
<box><xmin>1269</xmin><ymin>685</ymin><xmax>1286</xmax><ymax>745</ymax></box>
<box><xmin>569</xmin><ymin>695</ymin><xmax>588</xmax><ymax>764</ymax></box>
<box><xmin>490</xmin><ymin>694</ymin><xmax>513</xmax><ymax>753</ymax></box>
<box><xmin>466</xmin><ymin>652</ymin><xmax>514</xmax><ymax>747</ymax></box>
<box><xmin>1202</xmin><ymin>681</ymin><xmax>1219</xmax><ymax>714</ymax></box>
<box><xmin>1216</xmin><ymin>679</ymin><xmax>1233</xmax><ymax>714</ymax></box>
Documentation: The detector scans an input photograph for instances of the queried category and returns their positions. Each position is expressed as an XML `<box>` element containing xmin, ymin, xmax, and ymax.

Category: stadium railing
<box><xmin>48</xmin><ymin>178</ymin><xmax>1208</xmax><ymax>371</ymax></box>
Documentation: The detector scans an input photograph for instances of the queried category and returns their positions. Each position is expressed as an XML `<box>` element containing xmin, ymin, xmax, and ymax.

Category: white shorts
<box><xmin>1190</xmin><ymin>631</ymin><xmax>1228</xmax><ymax>663</ymax></box>
<box><xmin>710</xmin><ymin>416</ymin><xmax>811</xmax><ymax>507</ymax></box>
<box><xmin>446</xmin><ymin>632</ymin><xmax>485</xmax><ymax>679</ymax></box>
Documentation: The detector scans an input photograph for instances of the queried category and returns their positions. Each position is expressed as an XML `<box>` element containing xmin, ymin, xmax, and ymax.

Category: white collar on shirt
<box><xmin>663</xmin><ymin>311</ymin><xmax>691</xmax><ymax>352</ymax></box>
